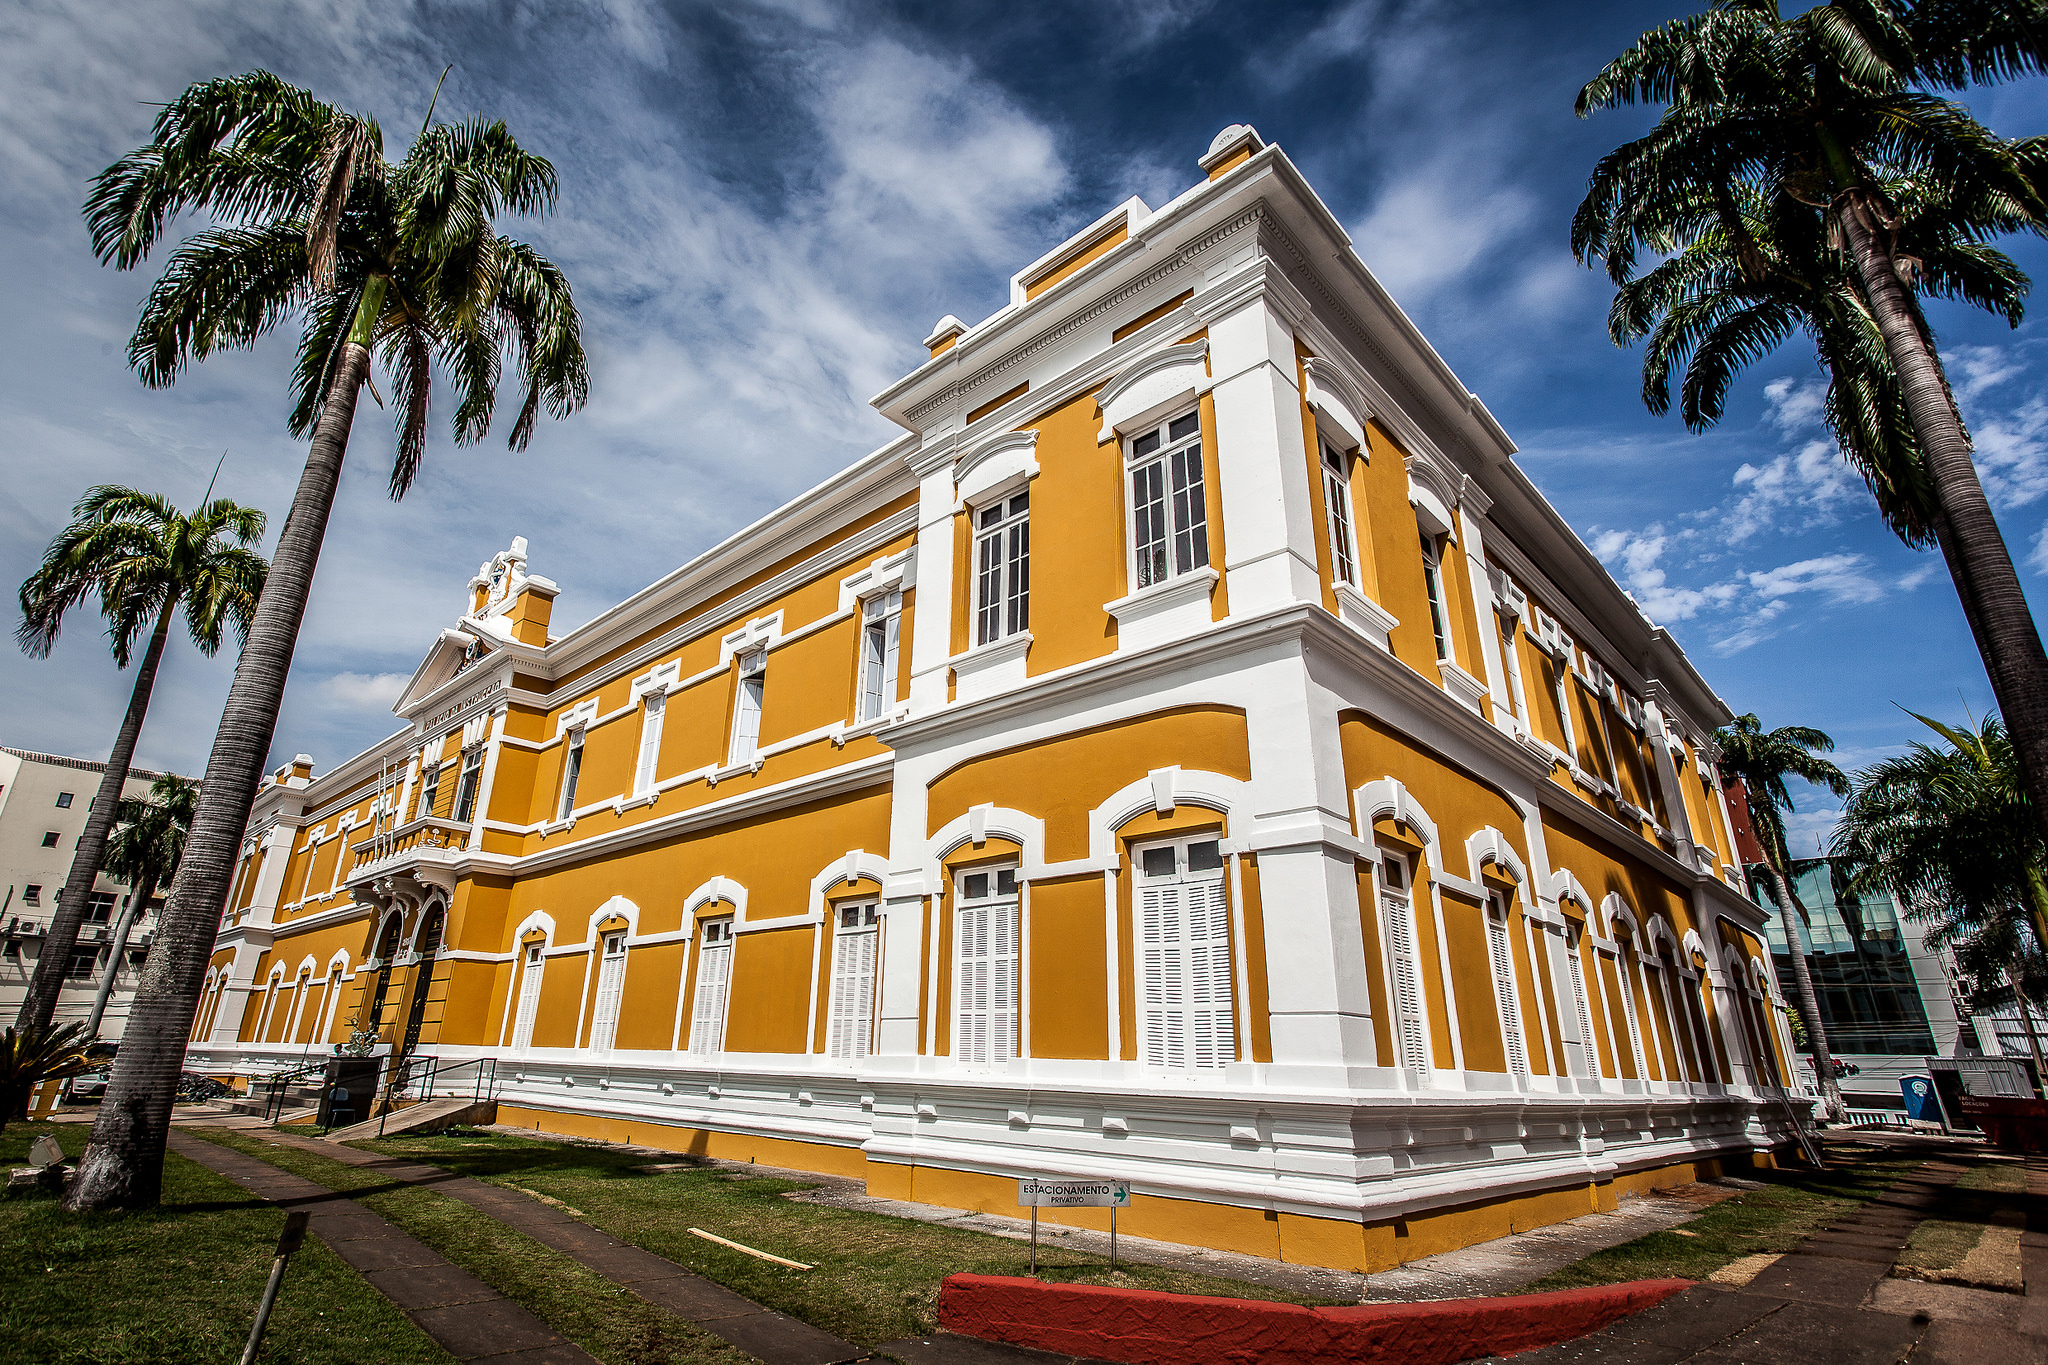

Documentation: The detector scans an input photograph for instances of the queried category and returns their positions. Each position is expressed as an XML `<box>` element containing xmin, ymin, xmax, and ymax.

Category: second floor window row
<box><xmin>975</xmin><ymin>493</ymin><xmax>1030</xmax><ymax>646</ymax></box>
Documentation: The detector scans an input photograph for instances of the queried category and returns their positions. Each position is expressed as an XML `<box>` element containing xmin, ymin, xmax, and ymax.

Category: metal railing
<box><xmin>376</xmin><ymin>1055</ymin><xmax>498</xmax><ymax>1138</ymax></box>
<box><xmin>259</xmin><ymin>1059</ymin><xmax>334</xmax><ymax>1122</ymax></box>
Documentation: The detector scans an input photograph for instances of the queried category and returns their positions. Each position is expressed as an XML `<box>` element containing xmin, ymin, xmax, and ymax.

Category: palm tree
<box><xmin>13</xmin><ymin>487</ymin><xmax>263</xmax><ymax>1035</ymax></box>
<box><xmin>1716</xmin><ymin>714</ymin><xmax>1852</xmax><ymax>1120</ymax></box>
<box><xmin>1834</xmin><ymin>709</ymin><xmax>2048</xmax><ymax>970</ymax></box>
<box><xmin>1576</xmin><ymin>0</ymin><xmax>2048</xmax><ymax>861</ymax></box>
<box><xmin>85</xmin><ymin>774</ymin><xmax>198</xmax><ymax>1037</ymax></box>
<box><xmin>0</xmin><ymin>1023</ymin><xmax>103</xmax><ymax>1133</ymax></box>
<box><xmin>66</xmin><ymin>72</ymin><xmax>587</xmax><ymax>1212</ymax></box>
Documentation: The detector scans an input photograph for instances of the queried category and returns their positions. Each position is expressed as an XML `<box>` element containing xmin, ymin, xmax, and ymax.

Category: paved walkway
<box><xmin>167</xmin><ymin>1130</ymin><xmax>599</xmax><ymax>1364</ymax></box>
<box><xmin>193</xmin><ymin>1126</ymin><xmax>869</xmax><ymax>1365</ymax></box>
<box><xmin>1501</xmin><ymin>1141</ymin><xmax>2045</xmax><ymax>1364</ymax></box>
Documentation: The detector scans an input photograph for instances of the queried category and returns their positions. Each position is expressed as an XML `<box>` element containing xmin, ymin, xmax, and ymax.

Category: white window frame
<box><xmin>857</xmin><ymin>592</ymin><xmax>902</xmax><ymax>722</ymax></box>
<box><xmin>558</xmin><ymin>727</ymin><xmax>585</xmax><ymax>820</ymax></box>
<box><xmin>1496</xmin><ymin>609</ymin><xmax>1529</xmax><ymax>730</ymax></box>
<box><xmin>826</xmin><ymin>901</ymin><xmax>881</xmax><ymax>1061</ymax></box>
<box><xmin>452</xmin><ymin>747</ymin><xmax>484</xmax><ymax>824</ymax></box>
<box><xmin>973</xmin><ymin>493</ymin><xmax>1031</xmax><ymax>646</ymax></box>
<box><xmin>1419</xmin><ymin>528</ymin><xmax>1452</xmax><ymax>662</ymax></box>
<box><xmin>588</xmin><ymin>931</ymin><xmax>627</xmax><ymax>1055</ymax></box>
<box><xmin>1132</xmin><ymin>834</ymin><xmax>1235</xmax><ymax>1071</ymax></box>
<box><xmin>1377</xmin><ymin>853</ymin><xmax>1433</xmax><ymax>1077</ymax></box>
<box><xmin>1566</xmin><ymin>923</ymin><xmax>1601</xmax><ymax>1078</ymax></box>
<box><xmin>689</xmin><ymin>917</ymin><xmax>734</xmax><ymax>1054</ymax></box>
<box><xmin>511</xmin><ymin>942</ymin><xmax>545</xmax><ymax>1049</ymax></box>
<box><xmin>952</xmin><ymin>865</ymin><xmax>1019</xmax><ymax>1068</ymax></box>
<box><xmin>1485</xmin><ymin>890</ymin><xmax>1530</xmax><ymax>1077</ymax></box>
<box><xmin>1125</xmin><ymin>409</ymin><xmax>1209</xmax><ymax>592</ymax></box>
<box><xmin>634</xmin><ymin>691</ymin><xmax>666</xmax><ymax>794</ymax></box>
<box><xmin>1320</xmin><ymin>437</ymin><xmax>1360</xmax><ymax>589</ymax></box>
<box><xmin>417</xmin><ymin>756</ymin><xmax>442</xmax><ymax>822</ymax></box>
<box><xmin>729</xmin><ymin>651</ymin><xmax>765</xmax><ymax>766</ymax></box>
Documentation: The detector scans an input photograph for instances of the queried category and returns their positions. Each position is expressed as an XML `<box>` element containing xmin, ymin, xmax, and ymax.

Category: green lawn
<box><xmin>191</xmin><ymin>1129</ymin><xmax>753</xmax><ymax>1365</ymax></box>
<box><xmin>1523</xmin><ymin>1144</ymin><xmax>1930</xmax><ymax>1291</ymax></box>
<box><xmin>0</xmin><ymin>1122</ymin><xmax>450</xmax><ymax>1365</ymax></box>
<box><xmin>203</xmin><ymin>1125</ymin><xmax>1335</xmax><ymax>1349</ymax></box>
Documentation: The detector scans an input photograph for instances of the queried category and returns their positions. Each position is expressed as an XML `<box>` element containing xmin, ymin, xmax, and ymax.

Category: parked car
<box><xmin>66</xmin><ymin>1070</ymin><xmax>109</xmax><ymax>1100</ymax></box>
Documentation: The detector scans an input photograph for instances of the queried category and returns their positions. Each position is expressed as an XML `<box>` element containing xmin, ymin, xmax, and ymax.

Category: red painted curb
<box><xmin>939</xmin><ymin>1272</ymin><xmax>1692</xmax><ymax>1365</ymax></box>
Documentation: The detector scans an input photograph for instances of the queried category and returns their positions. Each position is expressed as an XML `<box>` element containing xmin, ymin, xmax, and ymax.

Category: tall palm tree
<box><xmin>1576</xmin><ymin>0</ymin><xmax>2048</xmax><ymax>861</ymax></box>
<box><xmin>86</xmin><ymin>774</ymin><xmax>198</xmax><ymax>1037</ymax></box>
<box><xmin>13</xmin><ymin>487</ymin><xmax>262</xmax><ymax>1034</ymax></box>
<box><xmin>1716</xmin><ymin>714</ymin><xmax>1852</xmax><ymax>1119</ymax></box>
<box><xmin>66</xmin><ymin>72</ymin><xmax>587</xmax><ymax>1212</ymax></box>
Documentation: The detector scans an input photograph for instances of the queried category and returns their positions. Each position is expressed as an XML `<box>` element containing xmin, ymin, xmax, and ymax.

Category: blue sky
<box><xmin>1</xmin><ymin>0</ymin><xmax>2039</xmax><ymax>856</ymax></box>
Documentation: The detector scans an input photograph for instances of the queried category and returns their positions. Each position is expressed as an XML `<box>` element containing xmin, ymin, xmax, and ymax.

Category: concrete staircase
<box><xmin>322</xmin><ymin>1096</ymin><xmax>497</xmax><ymax>1143</ymax></box>
<box><xmin>223</xmin><ymin>1080</ymin><xmax>324</xmax><ymax>1123</ymax></box>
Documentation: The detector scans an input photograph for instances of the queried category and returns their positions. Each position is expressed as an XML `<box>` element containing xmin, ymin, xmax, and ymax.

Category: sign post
<box><xmin>1016</xmin><ymin>1178</ymin><xmax>1131</xmax><ymax>1276</ymax></box>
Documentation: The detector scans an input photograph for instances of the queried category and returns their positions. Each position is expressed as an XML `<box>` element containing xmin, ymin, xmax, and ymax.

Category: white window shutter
<box><xmin>1567</xmin><ymin>936</ymin><xmax>1599</xmax><ymax>1077</ymax></box>
<box><xmin>952</xmin><ymin>887</ymin><xmax>1017</xmax><ymax>1067</ymax></box>
<box><xmin>828</xmin><ymin>914</ymin><xmax>879</xmax><ymax>1060</ymax></box>
<box><xmin>690</xmin><ymin>931</ymin><xmax>732</xmax><ymax>1054</ymax></box>
<box><xmin>1486</xmin><ymin>914</ymin><xmax>1529</xmax><ymax>1077</ymax></box>
<box><xmin>512</xmin><ymin>948</ymin><xmax>544</xmax><ymax>1049</ymax></box>
<box><xmin>1383</xmin><ymin>891</ymin><xmax>1432</xmax><ymax>1074</ymax></box>
<box><xmin>590</xmin><ymin>937</ymin><xmax>627</xmax><ymax>1054</ymax></box>
<box><xmin>1134</xmin><ymin>841</ymin><xmax>1234</xmax><ymax>1071</ymax></box>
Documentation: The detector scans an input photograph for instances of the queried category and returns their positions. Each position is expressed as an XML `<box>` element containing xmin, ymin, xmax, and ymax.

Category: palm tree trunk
<box><xmin>1833</xmin><ymin>190</ymin><xmax>2048</xmax><ymax>858</ymax></box>
<box><xmin>1767</xmin><ymin>860</ymin><xmax>1844</xmax><ymax>1121</ymax></box>
<box><xmin>65</xmin><ymin>340</ymin><xmax>370</xmax><ymax>1212</ymax></box>
<box><xmin>83</xmin><ymin>871</ymin><xmax>155</xmax><ymax>1038</ymax></box>
<box><xmin>16</xmin><ymin>599</ymin><xmax>177</xmax><ymax>1033</ymax></box>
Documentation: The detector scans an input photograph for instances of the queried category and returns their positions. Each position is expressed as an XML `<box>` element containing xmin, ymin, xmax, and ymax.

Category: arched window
<box><xmin>511</xmin><ymin>942</ymin><xmax>546</xmax><ymax>1050</ymax></box>
<box><xmin>255</xmin><ymin>966</ymin><xmax>286</xmax><ymax>1042</ymax></box>
<box><xmin>1133</xmin><ymin>835</ymin><xmax>1234</xmax><ymax>1071</ymax></box>
<box><xmin>689</xmin><ymin>916</ymin><xmax>735</xmax><ymax>1054</ymax></box>
<box><xmin>1564</xmin><ymin>921</ymin><xmax>1600</xmax><ymax>1078</ymax></box>
<box><xmin>588</xmin><ymin>931</ymin><xmax>627</xmax><ymax>1054</ymax></box>
<box><xmin>827</xmin><ymin>902</ymin><xmax>881</xmax><ymax>1061</ymax></box>
<box><xmin>953</xmin><ymin>866</ymin><xmax>1019</xmax><ymax>1068</ymax></box>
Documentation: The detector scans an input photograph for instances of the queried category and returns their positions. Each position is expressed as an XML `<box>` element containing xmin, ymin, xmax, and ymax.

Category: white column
<box><xmin>1241</xmin><ymin>641</ymin><xmax>1377</xmax><ymax>1076</ymax></box>
<box><xmin>1194</xmin><ymin>258</ymin><xmax>1323</xmax><ymax>617</ymax></box>
<box><xmin>905</xmin><ymin>441</ymin><xmax>961</xmax><ymax>714</ymax></box>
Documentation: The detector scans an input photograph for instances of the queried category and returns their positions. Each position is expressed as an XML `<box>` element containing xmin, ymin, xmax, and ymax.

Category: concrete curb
<box><xmin>938</xmin><ymin>1272</ymin><xmax>1693</xmax><ymax>1364</ymax></box>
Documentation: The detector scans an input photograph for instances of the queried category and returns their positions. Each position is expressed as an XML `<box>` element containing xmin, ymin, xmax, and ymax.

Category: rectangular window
<box><xmin>1419</xmin><ymin>531</ymin><xmax>1452</xmax><ymax>661</ymax></box>
<box><xmin>558</xmin><ymin>728</ymin><xmax>585</xmax><ymax>820</ymax></box>
<box><xmin>1128</xmin><ymin>411</ymin><xmax>1208</xmax><ymax>590</ymax></box>
<box><xmin>689</xmin><ymin>918</ymin><xmax>734</xmax><ymax>1053</ymax></box>
<box><xmin>953</xmin><ymin>866</ymin><xmax>1019</xmax><ymax>1067</ymax></box>
<box><xmin>511</xmin><ymin>943</ymin><xmax>545</xmax><ymax>1049</ymax></box>
<box><xmin>1322</xmin><ymin>439</ymin><xmax>1358</xmax><ymax>588</ymax></box>
<box><xmin>859</xmin><ymin>592</ymin><xmax>903</xmax><ymax>722</ymax></box>
<box><xmin>452</xmin><ymin>748</ymin><xmax>484</xmax><ymax>824</ymax></box>
<box><xmin>589</xmin><ymin>932</ymin><xmax>627</xmax><ymax>1055</ymax></box>
<box><xmin>83</xmin><ymin>892</ymin><xmax>116</xmax><ymax>925</ymax></box>
<box><xmin>40</xmin><ymin>832</ymin><xmax>58</xmax><ymax>848</ymax></box>
<box><xmin>1135</xmin><ymin>837</ymin><xmax>1235</xmax><ymax>1070</ymax></box>
<box><xmin>417</xmin><ymin>757</ymin><xmax>441</xmax><ymax>822</ymax></box>
<box><xmin>54</xmin><ymin>792</ymin><xmax>73</xmax><ymax>809</ymax></box>
<box><xmin>729</xmin><ymin>653</ymin><xmax>764</xmax><ymax>766</ymax></box>
<box><xmin>1379</xmin><ymin>856</ymin><xmax>1432</xmax><ymax>1075</ymax></box>
<box><xmin>827</xmin><ymin>902</ymin><xmax>881</xmax><ymax>1061</ymax></box>
<box><xmin>635</xmin><ymin>691</ymin><xmax>667</xmax><ymax>792</ymax></box>
<box><xmin>23</xmin><ymin>885</ymin><xmax>41</xmax><ymax>905</ymax></box>
<box><xmin>974</xmin><ymin>494</ymin><xmax>1031</xmax><ymax>645</ymax></box>
<box><xmin>1486</xmin><ymin>891</ymin><xmax>1529</xmax><ymax>1077</ymax></box>
<box><xmin>67</xmin><ymin>948</ymin><xmax>101</xmax><ymax>979</ymax></box>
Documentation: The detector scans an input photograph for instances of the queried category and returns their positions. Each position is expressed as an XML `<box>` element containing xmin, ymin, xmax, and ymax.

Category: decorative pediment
<box><xmin>392</xmin><ymin>628</ymin><xmax>497</xmax><ymax>718</ymax></box>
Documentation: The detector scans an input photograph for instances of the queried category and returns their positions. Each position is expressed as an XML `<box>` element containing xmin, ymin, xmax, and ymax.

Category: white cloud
<box><xmin>317</xmin><ymin>672</ymin><xmax>410</xmax><ymax>711</ymax></box>
<box><xmin>2031</xmin><ymin>522</ymin><xmax>2048</xmax><ymax>574</ymax></box>
<box><xmin>1950</xmin><ymin>343</ymin><xmax>2026</xmax><ymax>402</ymax></box>
<box><xmin>1746</xmin><ymin>553</ymin><xmax>1889</xmax><ymax>605</ymax></box>
<box><xmin>1589</xmin><ymin>525</ymin><xmax>1740</xmax><ymax>623</ymax></box>
<box><xmin>1972</xmin><ymin>395</ymin><xmax>2048</xmax><ymax>509</ymax></box>
<box><xmin>1762</xmin><ymin>376</ymin><xmax>1826</xmax><ymax>434</ymax></box>
<box><xmin>1726</xmin><ymin>439</ymin><xmax>1864</xmax><ymax>543</ymax></box>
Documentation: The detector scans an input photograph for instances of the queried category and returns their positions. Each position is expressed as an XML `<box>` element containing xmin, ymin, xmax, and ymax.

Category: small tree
<box><xmin>86</xmin><ymin>774</ymin><xmax>197</xmax><ymax>1037</ymax></box>
<box><xmin>0</xmin><ymin>1024</ymin><xmax>103</xmax><ymax>1133</ymax></box>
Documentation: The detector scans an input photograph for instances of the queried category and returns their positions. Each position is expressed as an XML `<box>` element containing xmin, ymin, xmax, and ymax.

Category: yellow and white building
<box><xmin>190</xmin><ymin>125</ymin><xmax>1800</xmax><ymax>1272</ymax></box>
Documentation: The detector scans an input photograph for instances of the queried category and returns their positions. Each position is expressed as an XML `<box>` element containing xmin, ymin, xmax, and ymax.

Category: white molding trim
<box><xmin>1096</xmin><ymin>339</ymin><xmax>1210</xmax><ymax>442</ymax></box>
<box><xmin>1087</xmin><ymin>768</ymin><xmax>1248</xmax><ymax>865</ymax></box>
<box><xmin>955</xmin><ymin>429</ymin><xmax>1040</xmax><ymax>508</ymax></box>
<box><xmin>1302</xmin><ymin>356</ymin><xmax>1370</xmax><ymax>452</ymax></box>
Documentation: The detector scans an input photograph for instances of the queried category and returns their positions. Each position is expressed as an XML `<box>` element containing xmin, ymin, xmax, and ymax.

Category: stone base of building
<box><xmin>493</xmin><ymin>1101</ymin><xmax>1777</xmax><ymax>1273</ymax></box>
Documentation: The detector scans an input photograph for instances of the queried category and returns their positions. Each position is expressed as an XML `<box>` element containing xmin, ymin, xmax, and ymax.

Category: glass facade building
<box><xmin>1754</xmin><ymin>858</ymin><xmax>1937</xmax><ymax>1057</ymax></box>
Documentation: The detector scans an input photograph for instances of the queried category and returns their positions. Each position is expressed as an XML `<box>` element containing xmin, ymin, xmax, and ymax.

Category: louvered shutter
<box><xmin>953</xmin><ymin>891</ymin><xmax>1017</xmax><ymax>1067</ymax></box>
<box><xmin>1567</xmin><ymin>936</ymin><xmax>1599</xmax><ymax>1076</ymax></box>
<box><xmin>1618</xmin><ymin>950</ymin><xmax>1648</xmax><ymax>1079</ymax></box>
<box><xmin>988</xmin><ymin>895</ymin><xmax>1016</xmax><ymax>1064</ymax></box>
<box><xmin>1486</xmin><ymin>913</ymin><xmax>1529</xmax><ymax>1076</ymax></box>
<box><xmin>590</xmin><ymin>936</ymin><xmax>626</xmax><ymax>1054</ymax></box>
<box><xmin>828</xmin><ymin>914</ymin><xmax>878</xmax><ymax>1060</ymax></box>
<box><xmin>512</xmin><ymin>949</ymin><xmax>545</xmax><ymax>1049</ymax></box>
<box><xmin>690</xmin><ymin>929</ymin><xmax>732</xmax><ymax>1054</ymax></box>
<box><xmin>1187</xmin><ymin>875</ymin><xmax>1234</xmax><ymax>1069</ymax></box>
<box><xmin>1383</xmin><ymin>893</ymin><xmax>1432</xmax><ymax>1073</ymax></box>
<box><xmin>1138</xmin><ymin>878</ymin><xmax>1181</xmax><ymax>1068</ymax></box>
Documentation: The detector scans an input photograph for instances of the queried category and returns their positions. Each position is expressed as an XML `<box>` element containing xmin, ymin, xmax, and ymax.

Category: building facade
<box><xmin>0</xmin><ymin>746</ymin><xmax>170</xmax><ymax>1038</ymax></box>
<box><xmin>189</xmin><ymin>126</ymin><xmax>1800</xmax><ymax>1272</ymax></box>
